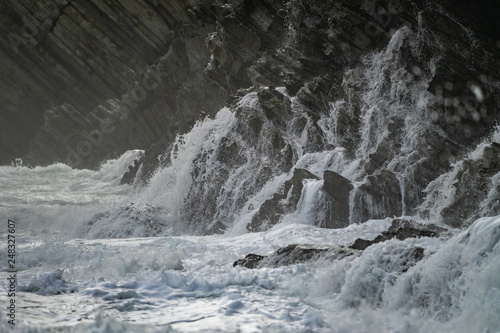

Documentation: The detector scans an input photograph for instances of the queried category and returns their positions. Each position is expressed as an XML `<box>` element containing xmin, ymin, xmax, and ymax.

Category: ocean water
<box><xmin>0</xmin><ymin>156</ymin><xmax>499</xmax><ymax>332</ymax></box>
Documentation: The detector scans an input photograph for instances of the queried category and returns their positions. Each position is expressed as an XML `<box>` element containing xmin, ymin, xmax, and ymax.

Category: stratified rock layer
<box><xmin>0</xmin><ymin>0</ymin><xmax>223</xmax><ymax>168</ymax></box>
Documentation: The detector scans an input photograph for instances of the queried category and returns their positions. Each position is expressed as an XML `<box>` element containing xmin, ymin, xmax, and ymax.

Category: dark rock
<box><xmin>235</xmin><ymin>219</ymin><xmax>445</xmax><ymax>269</ymax></box>
<box><xmin>350</xmin><ymin>219</ymin><xmax>446</xmax><ymax>251</ymax></box>
<box><xmin>352</xmin><ymin>169</ymin><xmax>403</xmax><ymax>222</ymax></box>
<box><xmin>434</xmin><ymin>143</ymin><xmax>500</xmax><ymax>227</ymax></box>
<box><xmin>235</xmin><ymin>237</ymin><xmax>428</xmax><ymax>270</ymax></box>
<box><xmin>247</xmin><ymin>168</ymin><xmax>319</xmax><ymax>232</ymax></box>
<box><xmin>120</xmin><ymin>154</ymin><xmax>145</xmax><ymax>185</ymax></box>
<box><xmin>322</xmin><ymin>170</ymin><xmax>353</xmax><ymax>228</ymax></box>
<box><xmin>137</xmin><ymin>142</ymin><xmax>173</xmax><ymax>185</ymax></box>
<box><xmin>257</xmin><ymin>87</ymin><xmax>292</xmax><ymax>127</ymax></box>
<box><xmin>234</xmin><ymin>244</ymin><xmax>336</xmax><ymax>269</ymax></box>
<box><xmin>1</xmin><ymin>0</ymin><xmax>223</xmax><ymax>169</ymax></box>
<box><xmin>262</xmin><ymin>244</ymin><xmax>328</xmax><ymax>268</ymax></box>
<box><xmin>233</xmin><ymin>254</ymin><xmax>266</xmax><ymax>269</ymax></box>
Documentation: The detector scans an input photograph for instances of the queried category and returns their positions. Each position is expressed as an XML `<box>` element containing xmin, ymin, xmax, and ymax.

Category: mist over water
<box><xmin>1</xmin><ymin>25</ymin><xmax>499</xmax><ymax>333</ymax></box>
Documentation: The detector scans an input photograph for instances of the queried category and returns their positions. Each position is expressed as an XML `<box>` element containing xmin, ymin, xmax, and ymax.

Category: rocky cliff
<box><xmin>2</xmin><ymin>0</ymin><xmax>500</xmax><ymax>232</ymax></box>
<box><xmin>0</xmin><ymin>0</ymin><xmax>224</xmax><ymax>168</ymax></box>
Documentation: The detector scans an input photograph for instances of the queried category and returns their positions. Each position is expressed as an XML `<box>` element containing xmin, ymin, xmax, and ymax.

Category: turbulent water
<box><xmin>1</xmin><ymin>27</ymin><xmax>500</xmax><ymax>332</ymax></box>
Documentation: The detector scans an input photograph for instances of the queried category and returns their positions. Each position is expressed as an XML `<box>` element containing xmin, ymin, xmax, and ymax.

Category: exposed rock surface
<box><xmin>0</xmin><ymin>0</ymin><xmax>224</xmax><ymax>168</ymax></box>
<box><xmin>353</xmin><ymin>169</ymin><xmax>403</xmax><ymax>222</ymax></box>
<box><xmin>233</xmin><ymin>254</ymin><xmax>266</xmax><ymax>269</ymax></box>
<box><xmin>323</xmin><ymin>170</ymin><xmax>353</xmax><ymax>228</ymax></box>
<box><xmin>420</xmin><ymin>142</ymin><xmax>500</xmax><ymax>227</ymax></box>
<box><xmin>349</xmin><ymin>219</ymin><xmax>446</xmax><ymax>251</ymax></box>
<box><xmin>234</xmin><ymin>219</ymin><xmax>441</xmax><ymax>269</ymax></box>
<box><xmin>120</xmin><ymin>153</ymin><xmax>145</xmax><ymax>185</ymax></box>
<box><xmin>248</xmin><ymin>168</ymin><xmax>319</xmax><ymax>232</ymax></box>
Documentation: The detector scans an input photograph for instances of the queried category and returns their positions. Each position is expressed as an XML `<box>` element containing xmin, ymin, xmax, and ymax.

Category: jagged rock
<box><xmin>137</xmin><ymin>141</ymin><xmax>173</xmax><ymax>185</ymax></box>
<box><xmin>350</xmin><ymin>219</ymin><xmax>446</xmax><ymax>251</ymax></box>
<box><xmin>120</xmin><ymin>154</ymin><xmax>145</xmax><ymax>185</ymax></box>
<box><xmin>233</xmin><ymin>254</ymin><xmax>266</xmax><ymax>269</ymax></box>
<box><xmin>235</xmin><ymin>220</ymin><xmax>444</xmax><ymax>269</ymax></box>
<box><xmin>234</xmin><ymin>241</ymin><xmax>423</xmax><ymax>271</ymax></box>
<box><xmin>322</xmin><ymin>170</ymin><xmax>353</xmax><ymax>228</ymax></box>
<box><xmin>257</xmin><ymin>87</ymin><xmax>293</xmax><ymax>127</ymax></box>
<box><xmin>353</xmin><ymin>169</ymin><xmax>403</xmax><ymax>222</ymax></box>
<box><xmin>233</xmin><ymin>244</ymin><xmax>336</xmax><ymax>269</ymax></box>
<box><xmin>437</xmin><ymin>143</ymin><xmax>500</xmax><ymax>227</ymax></box>
<box><xmin>248</xmin><ymin>168</ymin><xmax>319</xmax><ymax>232</ymax></box>
<box><xmin>261</xmin><ymin>244</ymin><xmax>329</xmax><ymax>268</ymax></box>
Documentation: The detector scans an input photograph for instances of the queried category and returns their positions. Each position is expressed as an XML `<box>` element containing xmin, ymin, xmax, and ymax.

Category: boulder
<box><xmin>322</xmin><ymin>170</ymin><xmax>353</xmax><ymax>228</ymax></box>
<box><xmin>247</xmin><ymin>168</ymin><xmax>319</xmax><ymax>232</ymax></box>
<box><xmin>120</xmin><ymin>154</ymin><xmax>145</xmax><ymax>185</ymax></box>
<box><xmin>350</xmin><ymin>219</ymin><xmax>446</xmax><ymax>251</ymax></box>
<box><xmin>352</xmin><ymin>169</ymin><xmax>403</xmax><ymax>222</ymax></box>
<box><xmin>233</xmin><ymin>254</ymin><xmax>266</xmax><ymax>269</ymax></box>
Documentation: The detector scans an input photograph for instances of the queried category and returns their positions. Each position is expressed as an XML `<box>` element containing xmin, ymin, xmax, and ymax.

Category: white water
<box><xmin>1</xmin><ymin>161</ymin><xmax>499</xmax><ymax>332</ymax></box>
<box><xmin>1</xmin><ymin>26</ymin><xmax>499</xmax><ymax>332</ymax></box>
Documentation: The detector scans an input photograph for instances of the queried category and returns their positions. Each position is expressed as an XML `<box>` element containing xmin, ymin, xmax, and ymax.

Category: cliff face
<box><xmin>0</xmin><ymin>0</ymin><xmax>223</xmax><ymax>167</ymax></box>
<box><xmin>2</xmin><ymin>0</ymin><xmax>500</xmax><ymax>231</ymax></box>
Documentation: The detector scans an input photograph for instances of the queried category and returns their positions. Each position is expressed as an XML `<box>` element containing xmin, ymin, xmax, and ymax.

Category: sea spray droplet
<box><xmin>469</xmin><ymin>83</ymin><xmax>484</xmax><ymax>102</ymax></box>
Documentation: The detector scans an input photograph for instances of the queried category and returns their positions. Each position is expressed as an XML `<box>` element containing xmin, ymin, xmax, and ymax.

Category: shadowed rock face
<box><xmin>248</xmin><ymin>168</ymin><xmax>319</xmax><ymax>232</ymax></box>
<box><xmin>0</xmin><ymin>0</ymin><xmax>224</xmax><ymax>168</ymax></box>
<box><xmin>323</xmin><ymin>170</ymin><xmax>352</xmax><ymax>228</ymax></box>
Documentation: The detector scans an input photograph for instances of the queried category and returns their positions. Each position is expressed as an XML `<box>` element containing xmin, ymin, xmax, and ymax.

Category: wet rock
<box><xmin>205</xmin><ymin>0</ymin><xmax>394</xmax><ymax>101</ymax></box>
<box><xmin>257</xmin><ymin>87</ymin><xmax>293</xmax><ymax>127</ymax></box>
<box><xmin>261</xmin><ymin>244</ymin><xmax>328</xmax><ymax>268</ymax></box>
<box><xmin>350</xmin><ymin>219</ymin><xmax>446</xmax><ymax>251</ymax></box>
<box><xmin>322</xmin><ymin>170</ymin><xmax>353</xmax><ymax>228</ymax></box>
<box><xmin>137</xmin><ymin>142</ymin><xmax>173</xmax><ymax>185</ymax></box>
<box><xmin>234</xmin><ymin>244</ymin><xmax>339</xmax><ymax>269</ymax></box>
<box><xmin>235</xmin><ymin>220</ymin><xmax>444</xmax><ymax>269</ymax></box>
<box><xmin>120</xmin><ymin>154</ymin><xmax>145</xmax><ymax>185</ymax></box>
<box><xmin>353</xmin><ymin>169</ymin><xmax>403</xmax><ymax>222</ymax></box>
<box><xmin>233</xmin><ymin>254</ymin><xmax>266</xmax><ymax>269</ymax></box>
<box><xmin>437</xmin><ymin>143</ymin><xmax>500</xmax><ymax>227</ymax></box>
<box><xmin>248</xmin><ymin>168</ymin><xmax>319</xmax><ymax>232</ymax></box>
